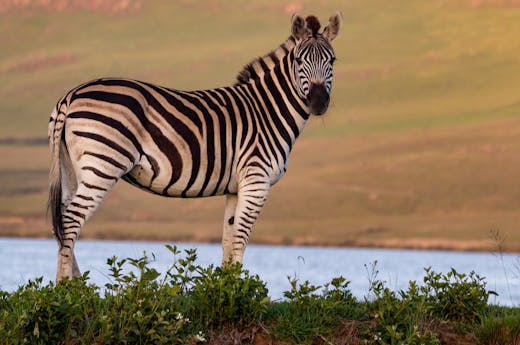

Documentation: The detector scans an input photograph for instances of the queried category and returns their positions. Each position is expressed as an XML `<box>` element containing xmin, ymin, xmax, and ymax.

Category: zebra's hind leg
<box><xmin>72</xmin><ymin>253</ymin><xmax>81</xmax><ymax>277</ymax></box>
<box><xmin>56</xmin><ymin>176</ymin><xmax>119</xmax><ymax>281</ymax></box>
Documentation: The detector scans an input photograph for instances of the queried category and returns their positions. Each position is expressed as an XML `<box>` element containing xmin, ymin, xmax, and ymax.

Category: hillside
<box><xmin>1</xmin><ymin>0</ymin><xmax>520</xmax><ymax>251</ymax></box>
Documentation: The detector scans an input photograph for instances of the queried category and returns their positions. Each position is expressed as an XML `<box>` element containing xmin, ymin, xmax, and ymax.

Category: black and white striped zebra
<box><xmin>48</xmin><ymin>13</ymin><xmax>342</xmax><ymax>280</ymax></box>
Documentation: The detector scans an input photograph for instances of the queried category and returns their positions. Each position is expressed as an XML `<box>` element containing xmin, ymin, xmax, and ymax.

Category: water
<box><xmin>0</xmin><ymin>237</ymin><xmax>518</xmax><ymax>306</ymax></box>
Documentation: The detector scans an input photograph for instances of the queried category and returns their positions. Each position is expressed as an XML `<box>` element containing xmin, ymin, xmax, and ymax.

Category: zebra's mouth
<box><xmin>307</xmin><ymin>83</ymin><xmax>330</xmax><ymax>116</ymax></box>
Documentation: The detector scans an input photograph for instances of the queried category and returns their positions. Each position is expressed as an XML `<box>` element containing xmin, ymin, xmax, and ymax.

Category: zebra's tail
<box><xmin>47</xmin><ymin>101</ymin><xmax>67</xmax><ymax>246</ymax></box>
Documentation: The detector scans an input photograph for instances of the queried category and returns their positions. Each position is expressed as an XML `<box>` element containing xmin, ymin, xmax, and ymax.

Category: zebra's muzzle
<box><xmin>307</xmin><ymin>83</ymin><xmax>330</xmax><ymax>116</ymax></box>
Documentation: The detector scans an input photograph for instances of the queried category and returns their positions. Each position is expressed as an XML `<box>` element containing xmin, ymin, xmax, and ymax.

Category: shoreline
<box><xmin>2</xmin><ymin>233</ymin><xmax>519</xmax><ymax>254</ymax></box>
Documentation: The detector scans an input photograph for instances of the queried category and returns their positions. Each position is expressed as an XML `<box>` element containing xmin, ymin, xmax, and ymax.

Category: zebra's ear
<box><xmin>323</xmin><ymin>11</ymin><xmax>343</xmax><ymax>42</ymax></box>
<box><xmin>291</xmin><ymin>14</ymin><xmax>309</xmax><ymax>40</ymax></box>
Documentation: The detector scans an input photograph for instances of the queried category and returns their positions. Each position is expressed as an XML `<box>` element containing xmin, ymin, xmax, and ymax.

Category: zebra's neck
<box><xmin>234</xmin><ymin>36</ymin><xmax>311</xmax><ymax>142</ymax></box>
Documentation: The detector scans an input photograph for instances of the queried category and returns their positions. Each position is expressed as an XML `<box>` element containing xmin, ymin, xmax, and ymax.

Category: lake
<box><xmin>0</xmin><ymin>237</ymin><xmax>518</xmax><ymax>306</ymax></box>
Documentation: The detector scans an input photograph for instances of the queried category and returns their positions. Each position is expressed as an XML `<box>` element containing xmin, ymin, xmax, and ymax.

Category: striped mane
<box><xmin>235</xmin><ymin>36</ymin><xmax>296</xmax><ymax>85</ymax></box>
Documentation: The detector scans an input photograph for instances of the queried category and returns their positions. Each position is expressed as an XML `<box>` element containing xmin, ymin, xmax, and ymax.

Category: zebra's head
<box><xmin>291</xmin><ymin>13</ymin><xmax>342</xmax><ymax>115</ymax></box>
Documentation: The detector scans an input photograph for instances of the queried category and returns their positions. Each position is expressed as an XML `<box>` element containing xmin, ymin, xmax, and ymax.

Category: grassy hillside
<box><xmin>1</xmin><ymin>0</ymin><xmax>520</xmax><ymax>250</ymax></box>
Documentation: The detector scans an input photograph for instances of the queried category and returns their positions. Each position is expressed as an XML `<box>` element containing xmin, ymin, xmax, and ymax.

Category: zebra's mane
<box><xmin>235</xmin><ymin>36</ymin><xmax>296</xmax><ymax>85</ymax></box>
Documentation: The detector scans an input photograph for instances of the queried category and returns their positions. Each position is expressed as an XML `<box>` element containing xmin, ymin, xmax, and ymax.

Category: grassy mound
<box><xmin>1</xmin><ymin>247</ymin><xmax>518</xmax><ymax>344</ymax></box>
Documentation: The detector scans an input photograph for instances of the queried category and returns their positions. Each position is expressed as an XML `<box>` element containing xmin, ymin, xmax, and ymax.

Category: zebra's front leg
<box><xmin>227</xmin><ymin>176</ymin><xmax>270</xmax><ymax>263</ymax></box>
<box><xmin>222</xmin><ymin>194</ymin><xmax>238</xmax><ymax>264</ymax></box>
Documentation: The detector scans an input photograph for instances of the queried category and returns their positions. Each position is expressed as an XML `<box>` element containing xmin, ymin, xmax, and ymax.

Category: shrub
<box><xmin>99</xmin><ymin>253</ymin><xmax>194</xmax><ymax>344</ymax></box>
<box><xmin>0</xmin><ymin>274</ymin><xmax>101</xmax><ymax>345</ymax></box>
<box><xmin>360</xmin><ymin>267</ymin><xmax>496</xmax><ymax>344</ymax></box>
<box><xmin>188</xmin><ymin>262</ymin><xmax>270</xmax><ymax>329</ymax></box>
<box><xmin>364</xmin><ymin>280</ymin><xmax>440</xmax><ymax>345</ymax></box>
<box><xmin>420</xmin><ymin>267</ymin><xmax>495</xmax><ymax>324</ymax></box>
<box><xmin>269</xmin><ymin>276</ymin><xmax>358</xmax><ymax>344</ymax></box>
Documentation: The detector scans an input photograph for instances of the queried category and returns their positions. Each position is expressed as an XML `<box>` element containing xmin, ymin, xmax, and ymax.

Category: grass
<box><xmin>1</xmin><ymin>0</ymin><xmax>520</xmax><ymax>250</ymax></box>
<box><xmin>0</xmin><ymin>246</ymin><xmax>518</xmax><ymax>344</ymax></box>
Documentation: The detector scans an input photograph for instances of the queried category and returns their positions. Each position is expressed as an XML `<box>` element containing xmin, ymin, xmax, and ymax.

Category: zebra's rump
<box><xmin>61</xmin><ymin>78</ymin><xmax>240</xmax><ymax>198</ymax></box>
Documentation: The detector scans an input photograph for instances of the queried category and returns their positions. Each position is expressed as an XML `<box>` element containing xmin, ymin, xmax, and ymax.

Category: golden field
<box><xmin>1</xmin><ymin>0</ymin><xmax>519</xmax><ymax>251</ymax></box>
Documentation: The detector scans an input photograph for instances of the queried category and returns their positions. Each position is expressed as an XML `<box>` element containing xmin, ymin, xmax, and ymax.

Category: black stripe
<box><xmin>65</xmin><ymin>210</ymin><xmax>86</xmax><ymax>220</ymax></box>
<box><xmin>121</xmin><ymin>174</ymin><xmax>164</xmax><ymax>196</ymax></box>
<box><xmin>70</xmin><ymin>202</ymin><xmax>91</xmax><ymax>210</ymax></box>
<box><xmin>281</xmin><ymin>51</ymin><xmax>309</xmax><ymax>119</ymax></box>
<box><xmin>269</xmin><ymin>66</ymin><xmax>303</xmax><ymax>138</ymax></box>
<box><xmin>227</xmin><ymin>87</ymin><xmax>249</xmax><ymax>148</ymax></box>
<box><xmin>82</xmin><ymin>181</ymin><xmax>108</xmax><ymax>191</ymax></box>
<box><xmin>139</xmin><ymin>81</ymin><xmax>203</xmax><ymax>134</ymax></box>
<box><xmin>84</xmin><ymin>151</ymin><xmax>127</xmax><ymax>171</ymax></box>
<box><xmin>198</xmin><ymin>89</ymin><xmax>233</xmax><ymax>196</ymax></box>
<box><xmin>82</xmin><ymin>166</ymin><xmax>118</xmax><ymax>181</ymax></box>
<box><xmin>239</xmin><ymin>216</ymin><xmax>255</xmax><ymax>225</ymax></box>
<box><xmin>268</xmin><ymin>51</ymin><xmax>279</xmax><ymax>65</ymax></box>
<box><xmin>245</xmin><ymin>83</ymin><xmax>286</xmax><ymax>162</ymax></box>
<box><xmin>213</xmin><ymin>88</ymin><xmax>239</xmax><ymax>194</ymax></box>
<box><xmin>257</xmin><ymin>59</ymin><xmax>294</xmax><ymax>145</ymax></box>
<box><xmin>234</xmin><ymin>87</ymin><xmax>260</xmax><ymax>164</ymax></box>
<box><xmin>72</xmin><ymin>130</ymin><xmax>135</xmax><ymax>164</ymax></box>
<box><xmin>237</xmin><ymin>228</ymin><xmax>250</xmax><ymax>236</ymax></box>
<box><xmin>181</xmin><ymin>90</ymin><xmax>218</xmax><ymax>197</ymax></box>
<box><xmin>76</xmin><ymin>194</ymin><xmax>94</xmax><ymax>201</ymax></box>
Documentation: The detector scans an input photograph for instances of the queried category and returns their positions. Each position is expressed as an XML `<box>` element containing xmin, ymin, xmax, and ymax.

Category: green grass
<box><xmin>1</xmin><ymin>1</ymin><xmax>520</xmax><ymax>250</ymax></box>
<box><xmin>0</xmin><ymin>247</ymin><xmax>517</xmax><ymax>344</ymax></box>
<box><xmin>477</xmin><ymin>306</ymin><xmax>520</xmax><ymax>345</ymax></box>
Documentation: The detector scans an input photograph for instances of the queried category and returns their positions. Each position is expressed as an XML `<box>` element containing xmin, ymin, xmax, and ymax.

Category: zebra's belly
<box><xmin>123</xmin><ymin>159</ymin><xmax>235</xmax><ymax>198</ymax></box>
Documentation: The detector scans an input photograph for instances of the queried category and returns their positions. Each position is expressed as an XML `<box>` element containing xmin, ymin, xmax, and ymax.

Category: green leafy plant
<box><xmin>189</xmin><ymin>262</ymin><xmax>270</xmax><ymax>329</ymax></box>
<box><xmin>420</xmin><ymin>267</ymin><xmax>496</xmax><ymax>324</ymax></box>
<box><xmin>363</xmin><ymin>279</ymin><xmax>440</xmax><ymax>345</ymax></box>
<box><xmin>269</xmin><ymin>275</ymin><xmax>358</xmax><ymax>344</ymax></box>
<box><xmin>0</xmin><ymin>274</ymin><xmax>101</xmax><ymax>345</ymax></box>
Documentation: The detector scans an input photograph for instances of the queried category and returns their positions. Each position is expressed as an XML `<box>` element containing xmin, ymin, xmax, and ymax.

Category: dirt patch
<box><xmin>5</xmin><ymin>54</ymin><xmax>76</xmax><ymax>73</ymax></box>
<box><xmin>0</xmin><ymin>169</ymin><xmax>47</xmax><ymax>196</ymax></box>
<box><xmin>203</xmin><ymin>320</ymin><xmax>479</xmax><ymax>345</ymax></box>
<box><xmin>0</xmin><ymin>137</ymin><xmax>47</xmax><ymax>146</ymax></box>
<box><xmin>431</xmin><ymin>320</ymin><xmax>478</xmax><ymax>345</ymax></box>
<box><xmin>0</xmin><ymin>0</ymin><xmax>141</xmax><ymax>13</ymax></box>
<box><xmin>353</xmin><ymin>238</ymin><xmax>493</xmax><ymax>252</ymax></box>
<box><xmin>469</xmin><ymin>0</ymin><xmax>520</xmax><ymax>8</ymax></box>
<box><xmin>206</xmin><ymin>324</ymin><xmax>265</xmax><ymax>345</ymax></box>
<box><xmin>0</xmin><ymin>216</ymin><xmax>24</xmax><ymax>224</ymax></box>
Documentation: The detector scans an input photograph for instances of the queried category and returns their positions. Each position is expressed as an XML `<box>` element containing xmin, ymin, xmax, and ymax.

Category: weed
<box><xmin>269</xmin><ymin>275</ymin><xmax>359</xmax><ymax>344</ymax></box>
<box><xmin>477</xmin><ymin>306</ymin><xmax>520</xmax><ymax>345</ymax></box>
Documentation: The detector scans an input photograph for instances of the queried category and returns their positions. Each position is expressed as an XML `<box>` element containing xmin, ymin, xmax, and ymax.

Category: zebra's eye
<box><xmin>330</xmin><ymin>57</ymin><xmax>336</xmax><ymax>65</ymax></box>
<box><xmin>295</xmin><ymin>57</ymin><xmax>302</xmax><ymax>65</ymax></box>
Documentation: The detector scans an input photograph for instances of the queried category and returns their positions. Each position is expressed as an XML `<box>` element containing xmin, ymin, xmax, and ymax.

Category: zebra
<box><xmin>48</xmin><ymin>13</ymin><xmax>342</xmax><ymax>281</ymax></box>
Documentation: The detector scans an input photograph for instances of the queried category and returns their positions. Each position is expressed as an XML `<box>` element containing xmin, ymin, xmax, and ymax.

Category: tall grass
<box><xmin>1</xmin><ymin>246</ymin><xmax>517</xmax><ymax>344</ymax></box>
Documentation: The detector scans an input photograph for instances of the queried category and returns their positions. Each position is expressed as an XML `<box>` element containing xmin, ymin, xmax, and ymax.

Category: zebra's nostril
<box><xmin>307</xmin><ymin>83</ymin><xmax>330</xmax><ymax>115</ymax></box>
